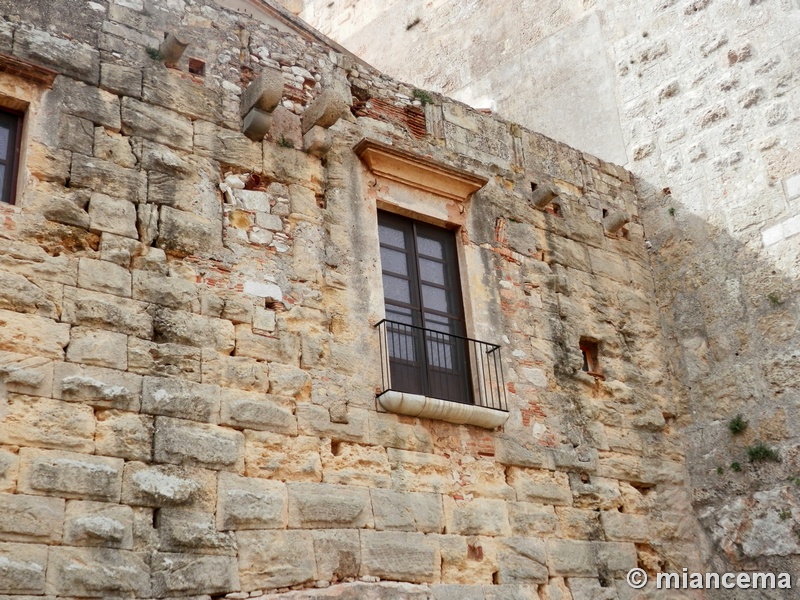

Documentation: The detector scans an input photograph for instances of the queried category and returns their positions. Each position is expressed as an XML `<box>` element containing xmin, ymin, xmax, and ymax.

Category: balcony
<box><xmin>375</xmin><ymin>319</ymin><xmax>509</xmax><ymax>429</ymax></box>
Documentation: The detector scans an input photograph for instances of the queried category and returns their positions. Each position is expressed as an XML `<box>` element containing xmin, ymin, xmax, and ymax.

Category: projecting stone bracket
<box><xmin>530</xmin><ymin>183</ymin><xmax>560</xmax><ymax>209</ymax></box>
<box><xmin>241</xmin><ymin>68</ymin><xmax>284</xmax><ymax>140</ymax></box>
<box><xmin>603</xmin><ymin>211</ymin><xmax>630</xmax><ymax>234</ymax></box>
<box><xmin>301</xmin><ymin>88</ymin><xmax>349</xmax><ymax>134</ymax></box>
<box><xmin>378</xmin><ymin>390</ymin><xmax>509</xmax><ymax>429</ymax></box>
<box><xmin>159</xmin><ymin>32</ymin><xmax>190</xmax><ymax>67</ymax></box>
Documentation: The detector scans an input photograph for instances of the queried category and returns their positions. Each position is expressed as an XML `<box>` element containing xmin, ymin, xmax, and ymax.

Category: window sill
<box><xmin>377</xmin><ymin>390</ymin><xmax>509</xmax><ymax>430</ymax></box>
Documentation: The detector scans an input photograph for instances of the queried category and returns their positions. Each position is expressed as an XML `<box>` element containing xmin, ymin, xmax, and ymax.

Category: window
<box><xmin>378</xmin><ymin>211</ymin><xmax>473</xmax><ymax>404</ymax></box>
<box><xmin>0</xmin><ymin>109</ymin><xmax>21</xmax><ymax>204</ymax></box>
<box><xmin>580</xmin><ymin>338</ymin><xmax>602</xmax><ymax>377</ymax></box>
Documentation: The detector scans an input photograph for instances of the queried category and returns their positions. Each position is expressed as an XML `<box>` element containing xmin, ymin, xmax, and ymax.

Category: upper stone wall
<box><xmin>0</xmin><ymin>0</ymin><xmax>704</xmax><ymax>598</ymax></box>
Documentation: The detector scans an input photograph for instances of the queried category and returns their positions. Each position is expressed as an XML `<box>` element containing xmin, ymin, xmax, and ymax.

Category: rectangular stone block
<box><xmin>263</xmin><ymin>144</ymin><xmax>324</xmax><ymax>195</ymax></box>
<box><xmin>87</xmin><ymin>192</ymin><xmax>139</xmax><ymax>238</ymax></box>
<box><xmin>0</xmin><ymin>448</ymin><xmax>18</xmax><ymax>493</ymax></box>
<box><xmin>233</xmin><ymin>324</ymin><xmax>300</xmax><ymax>364</ymax></box>
<box><xmin>156</xmin><ymin>508</ymin><xmax>236</xmax><ymax>555</ymax></box>
<box><xmin>0</xmin><ymin>351</ymin><xmax>54</xmax><ymax>398</ymax></box>
<box><xmin>496</xmin><ymin>538</ymin><xmax>548</xmax><ymax>584</ymax></box>
<box><xmin>387</xmin><ymin>448</ymin><xmax>452</xmax><ymax>494</ymax></box>
<box><xmin>66</xmin><ymin>327</ymin><xmax>128</xmax><ymax>370</ymax></box>
<box><xmin>0</xmin><ymin>269</ymin><xmax>59</xmax><ymax>319</ymax></box>
<box><xmin>600</xmin><ymin>511</ymin><xmax>651</xmax><ymax>543</ymax></box>
<box><xmin>143</xmin><ymin>66</ymin><xmax>222</xmax><ymax>122</ymax></box>
<box><xmin>495</xmin><ymin>436</ymin><xmax>556</xmax><ymax>469</ymax></box>
<box><xmin>71</xmin><ymin>154</ymin><xmax>145</xmax><ymax>202</ymax></box>
<box><xmin>194</xmin><ymin>120</ymin><xmax>262</xmax><ymax>170</ymax></box>
<box><xmin>219</xmin><ymin>389</ymin><xmax>297</xmax><ymax>435</ymax></box>
<box><xmin>151</xmin><ymin>552</ymin><xmax>239</xmax><ymax>597</ymax></box>
<box><xmin>122</xmin><ymin>462</ymin><xmax>217</xmax><ymax>511</ymax></box>
<box><xmin>0</xmin><ymin>394</ymin><xmax>95</xmax><ymax>453</ymax></box>
<box><xmin>508</xmin><ymin>502</ymin><xmax>558</xmax><ymax>537</ymax></box>
<box><xmin>62</xmin><ymin>287</ymin><xmax>153</xmax><ymax>338</ymax></box>
<box><xmin>56</xmin><ymin>76</ymin><xmax>121</xmax><ymax>130</ymax></box>
<box><xmin>201</xmin><ymin>351</ymin><xmax>270</xmax><ymax>392</ymax></box>
<box><xmin>0</xmin><ymin>542</ymin><xmax>48</xmax><ymax>594</ymax></box>
<box><xmin>46</xmin><ymin>547</ymin><xmax>150</xmax><ymax>597</ymax></box>
<box><xmin>245</xmin><ymin>431</ymin><xmax>322</xmax><ymax>482</ymax></box>
<box><xmin>237</xmin><ymin>530</ymin><xmax>316</xmax><ymax>590</ymax></box>
<box><xmin>95</xmin><ymin>410</ymin><xmax>153</xmax><ymax>462</ymax></box>
<box><xmin>121</xmin><ymin>96</ymin><xmax>193</xmax><ymax>151</ymax></box>
<box><xmin>151</xmin><ymin>306</ymin><xmax>234</xmax><ymax>353</ymax></box>
<box><xmin>14</xmin><ymin>28</ymin><xmax>99</xmax><ymax>84</ymax></box>
<box><xmin>371</xmin><ymin>489</ymin><xmax>443</xmax><ymax>533</ymax></box>
<box><xmin>53</xmin><ymin>362</ymin><xmax>142</xmax><ymax>411</ymax></box>
<box><xmin>507</xmin><ymin>467</ymin><xmax>572</xmax><ymax>506</ymax></box>
<box><xmin>443</xmin><ymin>497</ymin><xmax>511</xmax><ymax>536</ymax></box>
<box><xmin>297</xmin><ymin>403</ymin><xmax>369</xmax><ymax>443</ymax></box>
<box><xmin>100</xmin><ymin>62</ymin><xmax>142</xmax><ymax>97</ymax></box>
<box><xmin>128</xmin><ymin>338</ymin><xmax>201</xmax><ymax>381</ymax></box>
<box><xmin>63</xmin><ymin>500</ymin><xmax>134</xmax><ymax>549</ymax></box>
<box><xmin>323</xmin><ymin>440</ymin><xmax>391</xmax><ymax>488</ymax></box>
<box><xmin>157</xmin><ymin>206</ymin><xmax>223</xmax><ymax>260</ymax></box>
<box><xmin>217</xmin><ymin>472</ymin><xmax>287</xmax><ymax>530</ymax></box>
<box><xmin>360</xmin><ymin>531</ymin><xmax>439</xmax><ymax>584</ymax></box>
<box><xmin>557</xmin><ymin>507</ymin><xmax>602</xmax><ymax>540</ymax></box>
<box><xmin>0</xmin><ymin>493</ymin><xmax>64</xmax><ymax>543</ymax></box>
<box><xmin>0</xmin><ymin>309</ymin><xmax>70</xmax><ymax>360</ymax></box>
<box><xmin>288</xmin><ymin>482</ymin><xmax>373</xmax><ymax>529</ymax></box>
<box><xmin>18</xmin><ymin>448</ymin><xmax>123</xmax><ymax>502</ymax></box>
<box><xmin>132</xmin><ymin>269</ymin><xmax>198</xmax><ymax>310</ymax></box>
<box><xmin>154</xmin><ymin>416</ymin><xmax>245</xmax><ymax>472</ymax></box>
<box><xmin>142</xmin><ymin>376</ymin><xmax>221</xmax><ymax>423</ymax></box>
<box><xmin>370</xmin><ymin>412</ymin><xmax>434</xmax><ymax>453</ymax></box>
<box><xmin>312</xmin><ymin>529</ymin><xmax>361</xmax><ymax>581</ymax></box>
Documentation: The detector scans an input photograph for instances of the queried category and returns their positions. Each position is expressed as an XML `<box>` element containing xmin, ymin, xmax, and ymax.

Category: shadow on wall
<box><xmin>637</xmin><ymin>175</ymin><xmax>800</xmax><ymax>587</ymax></box>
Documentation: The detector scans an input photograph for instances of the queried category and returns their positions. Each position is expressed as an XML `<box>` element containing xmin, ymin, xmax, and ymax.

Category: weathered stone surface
<box><xmin>312</xmin><ymin>529</ymin><xmax>361</xmax><ymax>581</ymax></box>
<box><xmin>298</xmin><ymin>403</ymin><xmax>369</xmax><ymax>443</ymax></box>
<box><xmin>132</xmin><ymin>269</ymin><xmax>198</xmax><ymax>310</ymax></box>
<box><xmin>142</xmin><ymin>376</ymin><xmax>221</xmax><ymax>423</ymax></box>
<box><xmin>46</xmin><ymin>546</ymin><xmax>149</xmax><ymax>597</ymax></box>
<box><xmin>240</xmin><ymin>67</ymin><xmax>283</xmax><ymax>115</ymax></box>
<box><xmin>63</xmin><ymin>500</ymin><xmax>134</xmax><ymax>549</ymax></box>
<box><xmin>0</xmin><ymin>351</ymin><xmax>53</xmax><ymax>398</ymax></box>
<box><xmin>128</xmin><ymin>338</ymin><xmax>201</xmax><ymax>381</ymax></box>
<box><xmin>62</xmin><ymin>287</ymin><xmax>153</xmax><ymax>338</ymax></box>
<box><xmin>66</xmin><ymin>326</ymin><xmax>128</xmax><ymax>370</ymax></box>
<box><xmin>370</xmin><ymin>412</ymin><xmax>433</xmax><ymax>453</ymax></box>
<box><xmin>122</xmin><ymin>462</ymin><xmax>217</xmax><ymax>511</ymax></box>
<box><xmin>77</xmin><ymin>257</ymin><xmax>132</xmax><ymax>298</ymax></box>
<box><xmin>195</xmin><ymin>120</ymin><xmax>262</xmax><ymax>170</ymax></box>
<box><xmin>217</xmin><ymin>472</ymin><xmax>287</xmax><ymax>530</ymax></box>
<box><xmin>54</xmin><ymin>362</ymin><xmax>142</xmax><ymax>411</ymax></box>
<box><xmin>237</xmin><ymin>530</ymin><xmax>316</xmax><ymax>589</ymax></box>
<box><xmin>94</xmin><ymin>410</ymin><xmax>153</xmax><ymax>461</ymax></box>
<box><xmin>508</xmin><ymin>502</ymin><xmax>558</xmax><ymax>537</ymax></box>
<box><xmin>600</xmin><ymin>510</ymin><xmax>650</xmax><ymax>543</ymax></box>
<box><xmin>157</xmin><ymin>206</ymin><xmax>223</xmax><ymax>257</ymax></box>
<box><xmin>371</xmin><ymin>489</ymin><xmax>443</xmax><ymax>533</ymax></box>
<box><xmin>87</xmin><ymin>193</ymin><xmax>139</xmax><ymax>238</ymax></box>
<box><xmin>263</xmin><ymin>144</ymin><xmax>325</xmax><ymax>194</ymax></box>
<box><xmin>14</xmin><ymin>28</ymin><xmax>100</xmax><ymax>84</ymax></box>
<box><xmin>301</xmin><ymin>89</ymin><xmax>349</xmax><ymax>133</ymax></box>
<box><xmin>220</xmin><ymin>390</ymin><xmax>296</xmax><ymax>434</ymax></box>
<box><xmin>154</xmin><ymin>416</ymin><xmax>245</xmax><ymax>472</ymax></box>
<box><xmin>121</xmin><ymin>96</ymin><xmax>194</xmax><ymax>151</ymax></box>
<box><xmin>100</xmin><ymin>62</ymin><xmax>142</xmax><ymax>97</ymax></box>
<box><xmin>0</xmin><ymin>394</ymin><xmax>95</xmax><ymax>452</ymax></box>
<box><xmin>495</xmin><ymin>436</ymin><xmax>555</xmax><ymax>469</ymax></box>
<box><xmin>156</xmin><ymin>508</ymin><xmax>236</xmax><ymax>554</ymax></box>
<box><xmin>322</xmin><ymin>440</ymin><xmax>390</xmax><ymax>487</ymax></box>
<box><xmin>201</xmin><ymin>350</ymin><xmax>270</xmax><ymax>392</ymax></box>
<box><xmin>151</xmin><ymin>552</ymin><xmax>239</xmax><ymax>597</ymax></box>
<box><xmin>151</xmin><ymin>306</ymin><xmax>234</xmax><ymax>353</ymax></box>
<box><xmin>507</xmin><ymin>467</ymin><xmax>572</xmax><ymax>506</ymax></box>
<box><xmin>0</xmin><ymin>449</ymin><xmax>19</xmax><ymax>493</ymax></box>
<box><xmin>443</xmin><ymin>497</ymin><xmax>511</xmax><ymax>536</ymax></box>
<box><xmin>0</xmin><ymin>309</ymin><xmax>70</xmax><ymax>360</ymax></box>
<box><xmin>18</xmin><ymin>448</ymin><xmax>123</xmax><ymax>502</ymax></box>
<box><xmin>360</xmin><ymin>531</ymin><xmax>439</xmax><ymax>583</ymax></box>
<box><xmin>288</xmin><ymin>482</ymin><xmax>373</xmax><ymax>529</ymax></box>
<box><xmin>0</xmin><ymin>493</ymin><xmax>64</xmax><ymax>543</ymax></box>
<box><xmin>0</xmin><ymin>271</ymin><xmax>58</xmax><ymax>319</ymax></box>
<box><xmin>495</xmin><ymin>538</ymin><xmax>548</xmax><ymax>584</ymax></box>
<box><xmin>71</xmin><ymin>154</ymin><xmax>145</xmax><ymax>202</ymax></box>
<box><xmin>245</xmin><ymin>431</ymin><xmax>322</xmax><ymax>482</ymax></box>
<box><xmin>388</xmin><ymin>448</ymin><xmax>452</xmax><ymax>494</ymax></box>
<box><xmin>57</xmin><ymin>76</ymin><xmax>121</xmax><ymax>130</ymax></box>
<box><xmin>142</xmin><ymin>66</ymin><xmax>221</xmax><ymax>121</ymax></box>
<box><xmin>26</xmin><ymin>142</ymin><xmax>71</xmax><ymax>184</ymax></box>
<box><xmin>0</xmin><ymin>541</ymin><xmax>48</xmax><ymax>594</ymax></box>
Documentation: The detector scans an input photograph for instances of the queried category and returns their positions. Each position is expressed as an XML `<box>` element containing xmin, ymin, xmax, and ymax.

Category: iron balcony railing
<box><xmin>375</xmin><ymin>319</ymin><xmax>508</xmax><ymax>412</ymax></box>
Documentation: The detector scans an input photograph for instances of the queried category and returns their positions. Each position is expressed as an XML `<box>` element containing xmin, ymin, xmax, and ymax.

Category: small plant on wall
<box><xmin>728</xmin><ymin>414</ymin><xmax>748</xmax><ymax>435</ymax></box>
<box><xmin>747</xmin><ymin>443</ymin><xmax>780</xmax><ymax>463</ymax></box>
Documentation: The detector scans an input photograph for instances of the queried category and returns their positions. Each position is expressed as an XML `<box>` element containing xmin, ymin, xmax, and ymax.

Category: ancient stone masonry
<box><xmin>0</xmin><ymin>0</ymin><xmax>704</xmax><ymax>598</ymax></box>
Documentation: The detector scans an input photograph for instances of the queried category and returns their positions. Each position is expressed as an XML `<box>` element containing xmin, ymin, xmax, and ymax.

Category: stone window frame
<box><xmin>0</xmin><ymin>107</ymin><xmax>22</xmax><ymax>204</ymax></box>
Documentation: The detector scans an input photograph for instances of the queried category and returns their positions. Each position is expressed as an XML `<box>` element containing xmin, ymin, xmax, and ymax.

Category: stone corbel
<box><xmin>530</xmin><ymin>183</ymin><xmax>560</xmax><ymax>209</ymax></box>
<box><xmin>603</xmin><ymin>211</ymin><xmax>630</xmax><ymax>234</ymax></box>
<box><xmin>241</xmin><ymin>68</ymin><xmax>284</xmax><ymax>140</ymax></box>
<box><xmin>159</xmin><ymin>32</ymin><xmax>190</xmax><ymax>66</ymax></box>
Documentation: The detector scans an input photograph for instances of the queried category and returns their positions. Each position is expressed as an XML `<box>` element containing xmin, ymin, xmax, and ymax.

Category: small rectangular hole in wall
<box><xmin>188</xmin><ymin>58</ymin><xmax>206</xmax><ymax>76</ymax></box>
<box><xmin>546</xmin><ymin>202</ymin><xmax>561</xmax><ymax>217</ymax></box>
<box><xmin>580</xmin><ymin>338</ymin><xmax>602</xmax><ymax>377</ymax></box>
<box><xmin>602</xmin><ymin>208</ymin><xmax>608</xmax><ymax>218</ymax></box>
<box><xmin>530</xmin><ymin>182</ymin><xmax>538</xmax><ymax>192</ymax></box>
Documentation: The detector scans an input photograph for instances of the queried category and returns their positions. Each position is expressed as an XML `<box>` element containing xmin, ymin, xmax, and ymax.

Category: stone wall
<box><xmin>0</xmin><ymin>0</ymin><xmax>704</xmax><ymax>598</ymax></box>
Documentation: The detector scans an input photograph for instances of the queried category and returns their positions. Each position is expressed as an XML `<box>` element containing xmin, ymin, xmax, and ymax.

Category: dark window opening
<box><xmin>602</xmin><ymin>208</ymin><xmax>608</xmax><ymax>218</ymax></box>
<box><xmin>188</xmin><ymin>58</ymin><xmax>206</xmax><ymax>76</ymax></box>
<box><xmin>0</xmin><ymin>109</ymin><xmax>22</xmax><ymax>205</ymax></box>
<box><xmin>580</xmin><ymin>338</ymin><xmax>601</xmax><ymax>376</ymax></box>
<box><xmin>530</xmin><ymin>182</ymin><xmax>538</xmax><ymax>192</ymax></box>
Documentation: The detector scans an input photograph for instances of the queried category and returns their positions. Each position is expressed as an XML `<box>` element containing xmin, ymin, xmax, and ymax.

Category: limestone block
<box><xmin>66</xmin><ymin>327</ymin><xmax>128</xmax><ymax>370</ymax></box>
<box><xmin>55</xmin><ymin>77</ymin><xmax>121</xmax><ymax>130</ymax></box>
<box><xmin>269</xmin><ymin>361</ymin><xmax>311</xmax><ymax>398</ymax></box>
<box><xmin>195</xmin><ymin>120</ymin><xmax>262</xmax><ymax>170</ymax></box>
<box><xmin>303</xmin><ymin>125</ymin><xmax>333</xmax><ymax>158</ymax></box>
<box><xmin>256</xmin><ymin>212</ymin><xmax>284</xmax><ymax>231</ymax></box>
<box><xmin>302</xmin><ymin>89</ymin><xmax>349</xmax><ymax>133</ymax></box>
<box><xmin>46</xmin><ymin>547</ymin><xmax>150</xmax><ymax>597</ymax></box>
<box><xmin>0</xmin><ymin>309</ymin><xmax>70</xmax><ymax>360</ymax></box>
<box><xmin>201</xmin><ymin>350</ymin><xmax>270</xmax><ymax>392</ymax></box>
<box><xmin>555</xmin><ymin>507</ymin><xmax>601</xmax><ymax>540</ymax></box>
<box><xmin>360</xmin><ymin>531</ymin><xmax>439</xmax><ymax>584</ymax></box>
<box><xmin>142</xmin><ymin>66</ymin><xmax>221</xmax><ymax>122</ymax></box>
<box><xmin>587</xmin><ymin>247</ymin><xmax>631</xmax><ymax>284</ymax></box>
<box><xmin>508</xmin><ymin>502</ymin><xmax>558</xmax><ymax>537</ymax></box>
<box><xmin>71</xmin><ymin>155</ymin><xmax>145</xmax><ymax>202</ymax></box>
<box><xmin>371</xmin><ymin>489</ymin><xmax>443</xmax><ymax>533</ymax></box>
<box><xmin>54</xmin><ymin>362</ymin><xmax>142</xmax><ymax>411</ymax></box>
<box><xmin>121</xmin><ymin>462</ymin><xmax>217</xmax><ymax>511</ymax></box>
<box><xmin>14</xmin><ymin>28</ymin><xmax>99</xmax><ymax>84</ymax></box>
<box><xmin>322</xmin><ymin>440</ymin><xmax>391</xmax><ymax>487</ymax></box>
<box><xmin>0</xmin><ymin>541</ymin><xmax>48</xmax><ymax>594</ymax></box>
<box><xmin>140</xmin><ymin>139</ymin><xmax>191</xmax><ymax>175</ymax></box>
<box><xmin>58</xmin><ymin>113</ymin><xmax>94</xmax><ymax>154</ymax></box>
<box><xmin>99</xmin><ymin>232</ymin><xmax>143</xmax><ymax>266</ymax></box>
<box><xmin>88</xmin><ymin>193</ymin><xmax>139</xmax><ymax>239</ymax></box>
<box><xmin>63</xmin><ymin>500</ymin><xmax>134</xmax><ymax>549</ymax></box>
<box><xmin>137</xmin><ymin>203</ymin><xmax>159</xmax><ymax>246</ymax></box>
<box><xmin>431</xmin><ymin>584</ymin><xmax>487</xmax><ymax>600</ymax></box>
<box><xmin>200</xmin><ymin>289</ymin><xmax>255</xmax><ymax>324</ymax></box>
<box><xmin>253</xmin><ymin>306</ymin><xmax>277</xmax><ymax>334</ymax></box>
<box><xmin>0</xmin><ymin>493</ymin><xmax>64</xmax><ymax>543</ymax></box>
<box><xmin>100</xmin><ymin>63</ymin><xmax>143</xmax><ymax>97</ymax></box>
<box><xmin>219</xmin><ymin>389</ymin><xmax>297</xmax><ymax>435</ymax></box>
<box><xmin>237</xmin><ymin>530</ymin><xmax>316</xmax><ymax>589</ymax></box>
<box><xmin>0</xmin><ymin>351</ymin><xmax>53</xmax><ymax>398</ymax></box>
<box><xmin>26</xmin><ymin>142</ymin><xmax>71</xmax><ymax>184</ymax></box>
<box><xmin>459</xmin><ymin>460</ymin><xmax>516</xmax><ymax>500</ymax></box>
<box><xmin>77</xmin><ymin>257</ymin><xmax>132</xmax><ymax>298</ymax></box>
<box><xmin>599</xmin><ymin>511</ymin><xmax>651</xmax><ymax>543</ymax></box>
<box><xmin>142</xmin><ymin>376</ymin><xmax>221</xmax><ymax>423</ymax></box>
<box><xmin>443</xmin><ymin>497</ymin><xmax>511</xmax><ymax>536</ymax></box>
<box><xmin>240</xmin><ymin>68</ymin><xmax>283</xmax><ymax>115</ymax></box>
<box><xmin>234</xmin><ymin>189</ymin><xmax>271</xmax><ymax>212</ymax></box>
<box><xmin>311</xmin><ymin>530</ymin><xmax>361</xmax><ymax>582</ymax></box>
<box><xmin>387</xmin><ymin>448</ymin><xmax>452</xmax><ymax>494</ymax></box>
<box><xmin>570</xmin><ymin>475</ymin><xmax>622</xmax><ymax>510</ymax></box>
<box><xmin>288</xmin><ymin>482</ymin><xmax>373</xmax><ymax>529</ymax></box>
<box><xmin>244</xmin><ymin>431</ymin><xmax>322</xmax><ymax>482</ymax></box>
<box><xmin>298</xmin><ymin>403</ymin><xmax>369</xmax><ymax>443</ymax></box>
<box><xmin>153</xmin><ymin>416</ymin><xmax>245</xmax><ymax>472</ymax></box>
<box><xmin>595</xmin><ymin>542</ymin><xmax>638</xmax><ymax>577</ymax></box>
<box><xmin>151</xmin><ymin>552</ymin><xmax>239</xmax><ymax>597</ymax></box>
<box><xmin>507</xmin><ymin>467</ymin><xmax>572</xmax><ymax>506</ymax></box>
<box><xmin>545</xmin><ymin>236</ymin><xmax>592</xmax><ymax>272</ymax></box>
<box><xmin>121</xmin><ymin>96</ymin><xmax>193</xmax><ymax>151</ymax></box>
<box><xmin>0</xmin><ymin>271</ymin><xmax>58</xmax><ymax>319</ymax></box>
<box><xmin>62</xmin><ymin>286</ymin><xmax>153</xmax><ymax>338</ymax></box>
<box><xmin>95</xmin><ymin>410</ymin><xmax>153</xmax><ymax>461</ymax></box>
<box><xmin>263</xmin><ymin>144</ymin><xmax>325</xmax><ymax>194</ymax></box>
<box><xmin>0</xmin><ymin>242</ymin><xmax>78</xmax><ymax>286</ymax></box>
<box><xmin>156</xmin><ymin>508</ymin><xmax>236</xmax><ymax>555</ymax></box>
<box><xmin>243</xmin><ymin>108</ymin><xmax>272</xmax><ymax>141</ymax></box>
<box><xmin>18</xmin><ymin>448</ymin><xmax>123</xmax><ymax>501</ymax></box>
<box><xmin>545</xmin><ymin>540</ymin><xmax>598</xmax><ymax>578</ymax></box>
<box><xmin>234</xmin><ymin>324</ymin><xmax>300</xmax><ymax>363</ymax></box>
<box><xmin>569</xmin><ymin>579</ymin><xmax>617</xmax><ymax>600</ymax></box>
<box><xmin>151</xmin><ymin>306</ymin><xmax>234</xmax><ymax>353</ymax></box>
<box><xmin>0</xmin><ymin>394</ymin><xmax>95</xmax><ymax>453</ymax></box>
<box><xmin>0</xmin><ymin>448</ymin><xmax>18</xmax><ymax>493</ymax></box>
<box><xmin>157</xmin><ymin>205</ymin><xmax>223</xmax><ymax>257</ymax></box>
<box><xmin>93</xmin><ymin>127</ymin><xmax>136</xmax><ymax>167</ymax></box>
<box><xmin>128</xmin><ymin>338</ymin><xmax>201</xmax><ymax>381</ymax></box>
<box><xmin>432</xmin><ymin>534</ymin><xmax>495</xmax><ymax>585</ymax></box>
<box><xmin>496</xmin><ymin>538</ymin><xmax>548</xmax><ymax>584</ymax></box>
<box><xmin>20</xmin><ymin>186</ymin><xmax>91</xmax><ymax>232</ymax></box>
<box><xmin>370</xmin><ymin>412</ymin><xmax>433</xmax><ymax>453</ymax></box>
<box><xmin>217</xmin><ymin>472</ymin><xmax>287</xmax><ymax>530</ymax></box>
